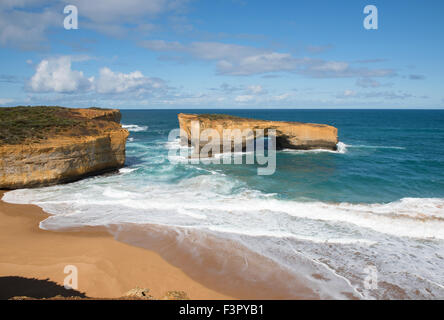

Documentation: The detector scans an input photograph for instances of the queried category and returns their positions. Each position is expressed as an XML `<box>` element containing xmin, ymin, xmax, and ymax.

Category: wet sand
<box><xmin>0</xmin><ymin>191</ymin><xmax>232</xmax><ymax>299</ymax></box>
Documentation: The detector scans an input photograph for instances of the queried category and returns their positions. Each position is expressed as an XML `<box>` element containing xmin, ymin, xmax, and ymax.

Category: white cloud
<box><xmin>311</xmin><ymin>61</ymin><xmax>348</xmax><ymax>72</ymax></box>
<box><xmin>64</xmin><ymin>0</ymin><xmax>188</xmax><ymax>36</ymax></box>
<box><xmin>65</xmin><ymin>0</ymin><xmax>185</xmax><ymax>23</ymax></box>
<box><xmin>336</xmin><ymin>90</ymin><xmax>357</xmax><ymax>98</ymax></box>
<box><xmin>29</xmin><ymin>56</ymin><xmax>93</xmax><ymax>93</ymax></box>
<box><xmin>141</xmin><ymin>40</ymin><xmax>300</xmax><ymax>75</ymax></box>
<box><xmin>0</xmin><ymin>1</ymin><xmax>190</xmax><ymax>49</ymax></box>
<box><xmin>141</xmin><ymin>40</ymin><xmax>396</xmax><ymax>78</ymax></box>
<box><xmin>235</xmin><ymin>95</ymin><xmax>254</xmax><ymax>102</ymax></box>
<box><xmin>356</xmin><ymin>78</ymin><xmax>381</xmax><ymax>88</ymax></box>
<box><xmin>28</xmin><ymin>56</ymin><xmax>166</xmax><ymax>96</ymax></box>
<box><xmin>95</xmin><ymin>67</ymin><xmax>165</xmax><ymax>94</ymax></box>
<box><xmin>337</xmin><ymin>89</ymin><xmax>414</xmax><ymax>100</ymax></box>
<box><xmin>247</xmin><ymin>85</ymin><xmax>265</xmax><ymax>94</ymax></box>
<box><xmin>0</xmin><ymin>5</ymin><xmax>60</xmax><ymax>50</ymax></box>
<box><xmin>273</xmin><ymin>93</ymin><xmax>291</xmax><ymax>101</ymax></box>
<box><xmin>343</xmin><ymin>90</ymin><xmax>357</xmax><ymax>97</ymax></box>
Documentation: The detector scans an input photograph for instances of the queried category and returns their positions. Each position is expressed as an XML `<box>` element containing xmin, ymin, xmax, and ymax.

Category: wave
<box><xmin>122</xmin><ymin>124</ymin><xmax>148</xmax><ymax>132</ymax></box>
<box><xmin>281</xmin><ymin>142</ymin><xmax>409</xmax><ymax>155</ymax></box>
<box><xmin>119</xmin><ymin>167</ymin><xmax>139</xmax><ymax>174</ymax></box>
<box><xmin>282</xmin><ymin>142</ymin><xmax>348</xmax><ymax>154</ymax></box>
<box><xmin>3</xmin><ymin>175</ymin><xmax>444</xmax><ymax>240</ymax></box>
<box><xmin>3</xmin><ymin>173</ymin><xmax>444</xmax><ymax>299</ymax></box>
<box><xmin>346</xmin><ymin>144</ymin><xmax>406</xmax><ymax>150</ymax></box>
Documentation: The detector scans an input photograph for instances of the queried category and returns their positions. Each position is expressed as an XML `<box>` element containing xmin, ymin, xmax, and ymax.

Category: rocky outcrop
<box><xmin>0</xmin><ymin>107</ymin><xmax>129</xmax><ymax>189</ymax></box>
<box><xmin>178</xmin><ymin>113</ymin><xmax>338</xmax><ymax>153</ymax></box>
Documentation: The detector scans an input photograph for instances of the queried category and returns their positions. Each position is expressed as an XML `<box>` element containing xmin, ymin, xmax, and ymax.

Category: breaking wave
<box><xmin>122</xmin><ymin>124</ymin><xmax>148</xmax><ymax>132</ymax></box>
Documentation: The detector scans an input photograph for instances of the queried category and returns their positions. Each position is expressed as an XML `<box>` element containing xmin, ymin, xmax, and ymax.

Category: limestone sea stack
<box><xmin>0</xmin><ymin>106</ymin><xmax>129</xmax><ymax>189</ymax></box>
<box><xmin>178</xmin><ymin>113</ymin><xmax>338</xmax><ymax>153</ymax></box>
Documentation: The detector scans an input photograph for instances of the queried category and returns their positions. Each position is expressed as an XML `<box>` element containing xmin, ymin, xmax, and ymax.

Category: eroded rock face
<box><xmin>0</xmin><ymin>108</ymin><xmax>129</xmax><ymax>189</ymax></box>
<box><xmin>178</xmin><ymin>113</ymin><xmax>338</xmax><ymax>153</ymax></box>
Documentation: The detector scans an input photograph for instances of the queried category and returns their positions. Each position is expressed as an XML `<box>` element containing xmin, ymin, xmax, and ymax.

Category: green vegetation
<box><xmin>0</xmin><ymin>106</ymin><xmax>81</xmax><ymax>145</ymax></box>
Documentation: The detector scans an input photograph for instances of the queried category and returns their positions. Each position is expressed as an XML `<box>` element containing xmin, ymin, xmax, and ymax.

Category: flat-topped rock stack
<box><xmin>178</xmin><ymin>113</ymin><xmax>338</xmax><ymax>153</ymax></box>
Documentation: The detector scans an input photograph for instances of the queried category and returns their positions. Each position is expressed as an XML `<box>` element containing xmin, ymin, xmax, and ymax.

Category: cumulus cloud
<box><xmin>140</xmin><ymin>40</ymin><xmax>396</xmax><ymax>78</ymax></box>
<box><xmin>29</xmin><ymin>56</ymin><xmax>93</xmax><ymax>93</ymax></box>
<box><xmin>95</xmin><ymin>67</ymin><xmax>166</xmax><ymax>94</ymax></box>
<box><xmin>29</xmin><ymin>56</ymin><xmax>167</xmax><ymax>96</ymax></box>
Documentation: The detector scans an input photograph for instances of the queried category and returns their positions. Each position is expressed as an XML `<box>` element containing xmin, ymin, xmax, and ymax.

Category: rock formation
<box><xmin>0</xmin><ymin>107</ymin><xmax>129</xmax><ymax>189</ymax></box>
<box><xmin>178</xmin><ymin>113</ymin><xmax>338</xmax><ymax>153</ymax></box>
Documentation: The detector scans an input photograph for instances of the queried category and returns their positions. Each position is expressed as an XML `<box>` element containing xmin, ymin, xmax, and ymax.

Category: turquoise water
<box><xmin>124</xmin><ymin>109</ymin><xmax>444</xmax><ymax>203</ymax></box>
<box><xmin>4</xmin><ymin>109</ymin><xmax>444</xmax><ymax>299</ymax></box>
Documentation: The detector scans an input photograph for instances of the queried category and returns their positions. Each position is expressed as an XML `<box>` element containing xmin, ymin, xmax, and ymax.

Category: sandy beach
<box><xmin>0</xmin><ymin>191</ymin><xmax>232</xmax><ymax>300</ymax></box>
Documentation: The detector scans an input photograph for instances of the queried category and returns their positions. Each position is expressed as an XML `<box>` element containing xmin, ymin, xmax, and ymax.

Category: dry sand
<box><xmin>0</xmin><ymin>191</ymin><xmax>232</xmax><ymax>300</ymax></box>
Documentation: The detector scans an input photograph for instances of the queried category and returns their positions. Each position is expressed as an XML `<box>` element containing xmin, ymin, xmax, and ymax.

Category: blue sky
<box><xmin>0</xmin><ymin>0</ymin><xmax>443</xmax><ymax>109</ymax></box>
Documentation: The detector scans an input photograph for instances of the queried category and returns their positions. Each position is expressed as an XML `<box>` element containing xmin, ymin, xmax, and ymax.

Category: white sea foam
<box><xmin>282</xmin><ymin>142</ymin><xmax>348</xmax><ymax>154</ymax></box>
<box><xmin>122</xmin><ymin>124</ymin><xmax>148</xmax><ymax>132</ymax></box>
<box><xmin>119</xmin><ymin>167</ymin><xmax>139</xmax><ymax>174</ymax></box>
<box><xmin>2</xmin><ymin>134</ymin><xmax>443</xmax><ymax>299</ymax></box>
<box><xmin>281</xmin><ymin>142</ymin><xmax>407</xmax><ymax>155</ymax></box>
<box><xmin>347</xmin><ymin>144</ymin><xmax>406</xmax><ymax>150</ymax></box>
<box><xmin>3</xmin><ymin>175</ymin><xmax>444</xmax><ymax>240</ymax></box>
<box><xmin>3</xmin><ymin>173</ymin><xmax>444</xmax><ymax>299</ymax></box>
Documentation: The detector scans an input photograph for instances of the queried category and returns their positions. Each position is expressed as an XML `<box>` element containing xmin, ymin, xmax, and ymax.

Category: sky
<box><xmin>0</xmin><ymin>0</ymin><xmax>443</xmax><ymax>109</ymax></box>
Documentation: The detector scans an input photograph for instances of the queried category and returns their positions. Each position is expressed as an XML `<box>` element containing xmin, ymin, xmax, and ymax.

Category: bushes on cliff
<box><xmin>0</xmin><ymin>106</ymin><xmax>80</xmax><ymax>145</ymax></box>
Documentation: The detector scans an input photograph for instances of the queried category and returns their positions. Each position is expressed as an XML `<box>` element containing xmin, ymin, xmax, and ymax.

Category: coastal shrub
<box><xmin>0</xmin><ymin>106</ymin><xmax>96</xmax><ymax>145</ymax></box>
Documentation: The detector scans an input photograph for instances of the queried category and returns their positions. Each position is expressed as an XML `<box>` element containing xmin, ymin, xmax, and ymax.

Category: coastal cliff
<box><xmin>0</xmin><ymin>107</ymin><xmax>129</xmax><ymax>189</ymax></box>
<box><xmin>178</xmin><ymin>113</ymin><xmax>338</xmax><ymax>152</ymax></box>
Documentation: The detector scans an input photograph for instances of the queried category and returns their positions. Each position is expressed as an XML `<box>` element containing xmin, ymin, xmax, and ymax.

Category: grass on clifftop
<box><xmin>197</xmin><ymin>114</ymin><xmax>243</xmax><ymax>120</ymax></box>
<box><xmin>0</xmin><ymin>106</ymin><xmax>85</xmax><ymax>145</ymax></box>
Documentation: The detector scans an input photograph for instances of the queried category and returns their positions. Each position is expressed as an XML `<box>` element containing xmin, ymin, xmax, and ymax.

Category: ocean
<box><xmin>3</xmin><ymin>109</ymin><xmax>444</xmax><ymax>299</ymax></box>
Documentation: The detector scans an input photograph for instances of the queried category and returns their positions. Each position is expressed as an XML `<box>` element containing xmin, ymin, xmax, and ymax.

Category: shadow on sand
<box><xmin>0</xmin><ymin>276</ymin><xmax>87</xmax><ymax>300</ymax></box>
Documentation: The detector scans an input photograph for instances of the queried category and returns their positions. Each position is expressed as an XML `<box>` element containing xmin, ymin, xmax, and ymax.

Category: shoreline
<box><xmin>0</xmin><ymin>191</ymin><xmax>232</xmax><ymax>300</ymax></box>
